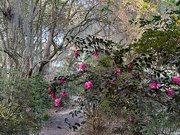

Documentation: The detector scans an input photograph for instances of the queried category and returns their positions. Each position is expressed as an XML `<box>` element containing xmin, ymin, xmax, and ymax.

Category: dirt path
<box><xmin>40</xmin><ymin>108</ymin><xmax>84</xmax><ymax>135</ymax></box>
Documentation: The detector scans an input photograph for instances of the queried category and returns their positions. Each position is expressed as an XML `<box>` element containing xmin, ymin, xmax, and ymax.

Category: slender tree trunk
<box><xmin>39</xmin><ymin>2</ymin><xmax>56</xmax><ymax>75</ymax></box>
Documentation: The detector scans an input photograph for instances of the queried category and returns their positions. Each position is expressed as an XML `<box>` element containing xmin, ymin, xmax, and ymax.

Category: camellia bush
<box><xmin>47</xmin><ymin>9</ymin><xmax>180</xmax><ymax>135</ymax></box>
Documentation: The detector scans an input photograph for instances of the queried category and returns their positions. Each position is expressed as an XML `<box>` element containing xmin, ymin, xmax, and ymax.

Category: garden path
<box><xmin>40</xmin><ymin>107</ymin><xmax>84</xmax><ymax>135</ymax></box>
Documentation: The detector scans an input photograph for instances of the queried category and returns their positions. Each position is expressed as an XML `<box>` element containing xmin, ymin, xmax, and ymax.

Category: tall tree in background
<box><xmin>0</xmin><ymin>0</ymin><xmax>109</xmax><ymax>77</ymax></box>
<box><xmin>96</xmin><ymin>0</ymin><xmax>160</xmax><ymax>44</ymax></box>
<box><xmin>0</xmin><ymin>0</ymin><xmax>171</xmax><ymax>78</ymax></box>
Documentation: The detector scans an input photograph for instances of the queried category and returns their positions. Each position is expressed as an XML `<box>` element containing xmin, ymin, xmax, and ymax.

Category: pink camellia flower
<box><xmin>61</xmin><ymin>91</ymin><xmax>68</xmax><ymax>97</ymax></box>
<box><xmin>74</xmin><ymin>51</ymin><xmax>79</xmax><ymax>58</ymax></box>
<box><xmin>59</xmin><ymin>77</ymin><xmax>65</xmax><ymax>83</ymax></box>
<box><xmin>129</xmin><ymin>117</ymin><xmax>133</xmax><ymax>122</ymax></box>
<box><xmin>49</xmin><ymin>93</ymin><xmax>57</xmax><ymax>99</ymax></box>
<box><xmin>93</xmin><ymin>52</ymin><xmax>99</xmax><ymax>57</ymax></box>
<box><xmin>149</xmin><ymin>81</ymin><xmax>161</xmax><ymax>89</ymax></box>
<box><xmin>50</xmin><ymin>78</ymin><xmax>54</xmax><ymax>82</ymax></box>
<box><xmin>48</xmin><ymin>86</ymin><xmax>53</xmax><ymax>91</ymax></box>
<box><xmin>127</xmin><ymin>64</ymin><xmax>132</xmax><ymax>69</ymax></box>
<box><xmin>26</xmin><ymin>108</ymin><xmax>31</xmax><ymax>112</ymax></box>
<box><xmin>111</xmin><ymin>78</ymin><xmax>117</xmax><ymax>84</ymax></box>
<box><xmin>55</xmin><ymin>99</ymin><xmax>60</xmax><ymax>107</ymax></box>
<box><xmin>129</xmin><ymin>70</ymin><xmax>135</xmax><ymax>76</ymax></box>
<box><xmin>172</xmin><ymin>76</ymin><xmax>180</xmax><ymax>84</ymax></box>
<box><xmin>124</xmin><ymin>130</ymin><xmax>129</xmax><ymax>134</ymax></box>
<box><xmin>84</xmin><ymin>81</ymin><xmax>93</xmax><ymax>89</ymax></box>
<box><xmin>166</xmin><ymin>89</ymin><xmax>174</xmax><ymax>97</ymax></box>
<box><xmin>115</xmin><ymin>68</ymin><xmax>122</xmax><ymax>74</ymax></box>
<box><xmin>79</xmin><ymin>63</ymin><xmax>86</xmax><ymax>70</ymax></box>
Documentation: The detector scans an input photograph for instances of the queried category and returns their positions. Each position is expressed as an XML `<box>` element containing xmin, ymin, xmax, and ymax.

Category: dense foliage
<box><xmin>0</xmin><ymin>71</ymin><xmax>51</xmax><ymax>135</ymax></box>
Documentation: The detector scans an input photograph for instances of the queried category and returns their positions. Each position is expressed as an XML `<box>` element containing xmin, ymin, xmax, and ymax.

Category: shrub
<box><xmin>48</xmin><ymin>8</ymin><xmax>180</xmax><ymax>134</ymax></box>
<box><xmin>0</xmin><ymin>70</ymin><xmax>51</xmax><ymax>135</ymax></box>
<box><xmin>49</xmin><ymin>33</ymin><xmax>180</xmax><ymax>134</ymax></box>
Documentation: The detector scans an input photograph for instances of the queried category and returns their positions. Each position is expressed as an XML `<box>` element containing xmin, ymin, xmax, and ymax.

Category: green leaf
<box><xmin>176</xmin><ymin>1</ymin><xmax>180</xmax><ymax>6</ymax></box>
<box><xmin>42</xmin><ymin>114</ymin><xmax>49</xmax><ymax>121</ymax></box>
